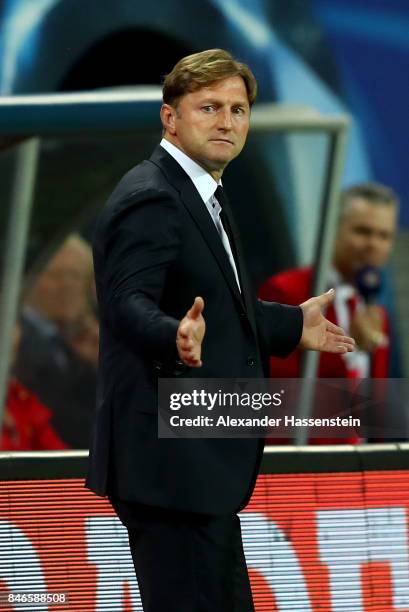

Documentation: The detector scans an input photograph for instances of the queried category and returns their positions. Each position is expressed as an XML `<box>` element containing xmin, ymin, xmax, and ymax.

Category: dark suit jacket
<box><xmin>86</xmin><ymin>145</ymin><xmax>303</xmax><ymax>515</ymax></box>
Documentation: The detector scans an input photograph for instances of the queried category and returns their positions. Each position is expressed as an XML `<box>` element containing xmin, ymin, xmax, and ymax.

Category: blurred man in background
<box><xmin>15</xmin><ymin>233</ymin><xmax>99</xmax><ymax>448</ymax></box>
<box><xmin>259</xmin><ymin>182</ymin><xmax>397</xmax><ymax>379</ymax></box>
<box><xmin>259</xmin><ymin>182</ymin><xmax>398</xmax><ymax>442</ymax></box>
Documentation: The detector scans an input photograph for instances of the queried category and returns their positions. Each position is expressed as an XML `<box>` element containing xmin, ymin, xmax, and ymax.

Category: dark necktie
<box><xmin>214</xmin><ymin>185</ymin><xmax>228</xmax><ymax>209</ymax></box>
<box><xmin>214</xmin><ymin>189</ymin><xmax>256</xmax><ymax>330</ymax></box>
<box><xmin>214</xmin><ymin>186</ymin><xmax>234</xmax><ymax>247</ymax></box>
<box><xmin>214</xmin><ymin>185</ymin><xmax>243</xmax><ymax>288</ymax></box>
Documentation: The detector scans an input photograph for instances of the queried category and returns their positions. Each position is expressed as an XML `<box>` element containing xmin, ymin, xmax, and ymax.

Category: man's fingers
<box><xmin>326</xmin><ymin>319</ymin><xmax>347</xmax><ymax>336</ymax></box>
<box><xmin>187</xmin><ymin>296</ymin><xmax>204</xmax><ymax>320</ymax></box>
<box><xmin>177</xmin><ymin>297</ymin><xmax>206</xmax><ymax>367</ymax></box>
<box><xmin>177</xmin><ymin>325</ymin><xmax>202</xmax><ymax>366</ymax></box>
<box><xmin>178</xmin><ymin>332</ymin><xmax>194</xmax><ymax>347</ymax></box>
<box><xmin>185</xmin><ymin>358</ymin><xmax>202</xmax><ymax>367</ymax></box>
<box><xmin>333</xmin><ymin>344</ymin><xmax>352</xmax><ymax>354</ymax></box>
<box><xmin>335</xmin><ymin>336</ymin><xmax>355</xmax><ymax>350</ymax></box>
<box><xmin>179</xmin><ymin>349</ymin><xmax>202</xmax><ymax>367</ymax></box>
<box><xmin>315</xmin><ymin>287</ymin><xmax>335</xmax><ymax>308</ymax></box>
<box><xmin>329</xmin><ymin>334</ymin><xmax>356</xmax><ymax>353</ymax></box>
<box><xmin>178</xmin><ymin>324</ymin><xmax>190</xmax><ymax>342</ymax></box>
<box><xmin>326</xmin><ymin>320</ymin><xmax>356</xmax><ymax>349</ymax></box>
<box><xmin>333</xmin><ymin>345</ymin><xmax>348</xmax><ymax>354</ymax></box>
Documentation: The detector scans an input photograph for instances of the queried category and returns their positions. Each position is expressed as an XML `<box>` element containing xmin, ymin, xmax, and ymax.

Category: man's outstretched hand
<box><xmin>177</xmin><ymin>297</ymin><xmax>206</xmax><ymax>367</ymax></box>
<box><xmin>299</xmin><ymin>288</ymin><xmax>355</xmax><ymax>354</ymax></box>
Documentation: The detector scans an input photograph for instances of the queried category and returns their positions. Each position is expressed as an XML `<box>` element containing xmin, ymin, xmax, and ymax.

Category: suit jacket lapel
<box><xmin>149</xmin><ymin>146</ymin><xmax>245</xmax><ymax>310</ymax></box>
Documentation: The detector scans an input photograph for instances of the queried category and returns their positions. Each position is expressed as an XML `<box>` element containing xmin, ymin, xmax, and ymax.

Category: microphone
<box><xmin>353</xmin><ymin>265</ymin><xmax>387</xmax><ymax>349</ymax></box>
<box><xmin>353</xmin><ymin>265</ymin><xmax>382</xmax><ymax>305</ymax></box>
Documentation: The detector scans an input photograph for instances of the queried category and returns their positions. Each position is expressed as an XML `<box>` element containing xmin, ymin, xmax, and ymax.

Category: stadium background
<box><xmin>0</xmin><ymin>1</ymin><xmax>408</xmax><ymax>610</ymax></box>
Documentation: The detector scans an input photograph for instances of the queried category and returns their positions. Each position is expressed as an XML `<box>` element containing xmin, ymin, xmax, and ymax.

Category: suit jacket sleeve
<box><xmin>99</xmin><ymin>189</ymin><xmax>182</xmax><ymax>364</ymax></box>
<box><xmin>255</xmin><ymin>299</ymin><xmax>303</xmax><ymax>358</ymax></box>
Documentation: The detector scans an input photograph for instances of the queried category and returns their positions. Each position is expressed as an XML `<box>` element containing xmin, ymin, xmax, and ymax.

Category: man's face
<box><xmin>27</xmin><ymin>244</ymin><xmax>92</xmax><ymax>325</ymax></box>
<box><xmin>161</xmin><ymin>76</ymin><xmax>250</xmax><ymax>177</ymax></box>
<box><xmin>334</xmin><ymin>197</ymin><xmax>396</xmax><ymax>279</ymax></box>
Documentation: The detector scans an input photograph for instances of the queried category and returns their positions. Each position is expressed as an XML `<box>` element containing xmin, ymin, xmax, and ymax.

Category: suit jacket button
<box><xmin>247</xmin><ymin>357</ymin><xmax>256</xmax><ymax>366</ymax></box>
<box><xmin>153</xmin><ymin>360</ymin><xmax>163</xmax><ymax>373</ymax></box>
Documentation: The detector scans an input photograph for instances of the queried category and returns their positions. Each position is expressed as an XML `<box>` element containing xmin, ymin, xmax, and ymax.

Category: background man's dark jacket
<box><xmin>86</xmin><ymin>146</ymin><xmax>303</xmax><ymax>515</ymax></box>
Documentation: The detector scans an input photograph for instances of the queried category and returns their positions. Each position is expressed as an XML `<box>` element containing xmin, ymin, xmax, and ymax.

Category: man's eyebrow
<box><xmin>198</xmin><ymin>97</ymin><xmax>249</xmax><ymax>106</ymax></box>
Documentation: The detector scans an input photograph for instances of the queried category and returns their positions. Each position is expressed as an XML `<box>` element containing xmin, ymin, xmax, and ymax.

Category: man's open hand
<box><xmin>176</xmin><ymin>297</ymin><xmax>206</xmax><ymax>367</ymax></box>
<box><xmin>299</xmin><ymin>288</ymin><xmax>356</xmax><ymax>353</ymax></box>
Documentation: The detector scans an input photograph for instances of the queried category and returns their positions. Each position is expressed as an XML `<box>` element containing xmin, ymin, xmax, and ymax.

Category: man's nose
<box><xmin>217</xmin><ymin>108</ymin><xmax>233</xmax><ymax>129</ymax></box>
<box><xmin>367</xmin><ymin>235</ymin><xmax>382</xmax><ymax>253</ymax></box>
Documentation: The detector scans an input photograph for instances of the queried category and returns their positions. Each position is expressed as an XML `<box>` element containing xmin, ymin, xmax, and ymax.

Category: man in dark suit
<box><xmin>86</xmin><ymin>49</ymin><xmax>354</xmax><ymax>612</ymax></box>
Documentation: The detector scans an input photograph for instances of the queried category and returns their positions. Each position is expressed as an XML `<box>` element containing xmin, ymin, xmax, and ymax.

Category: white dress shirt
<box><xmin>160</xmin><ymin>138</ymin><xmax>241</xmax><ymax>291</ymax></box>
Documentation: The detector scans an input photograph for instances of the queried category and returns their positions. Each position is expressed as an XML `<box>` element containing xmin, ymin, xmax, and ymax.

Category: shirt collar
<box><xmin>160</xmin><ymin>138</ymin><xmax>220</xmax><ymax>203</ymax></box>
<box><xmin>328</xmin><ymin>266</ymin><xmax>356</xmax><ymax>300</ymax></box>
<box><xmin>328</xmin><ymin>266</ymin><xmax>343</xmax><ymax>288</ymax></box>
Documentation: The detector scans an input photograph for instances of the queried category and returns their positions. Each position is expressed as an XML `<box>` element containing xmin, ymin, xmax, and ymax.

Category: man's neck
<box><xmin>332</xmin><ymin>260</ymin><xmax>353</xmax><ymax>284</ymax></box>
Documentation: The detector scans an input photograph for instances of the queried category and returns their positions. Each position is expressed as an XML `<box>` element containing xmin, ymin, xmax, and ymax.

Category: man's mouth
<box><xmin>210</xmin><ymin>139</ymin><xmax>234</xmax><ymax>145</ymax></box>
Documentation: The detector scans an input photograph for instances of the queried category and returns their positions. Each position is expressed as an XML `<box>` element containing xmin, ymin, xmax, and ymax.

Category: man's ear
<box><xmin>160</xmin><ymin>104</ymin><xmax>177</xmax><ymax>135</ymax></box>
